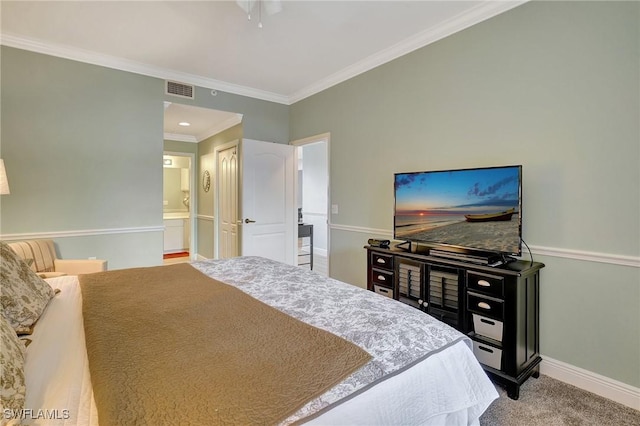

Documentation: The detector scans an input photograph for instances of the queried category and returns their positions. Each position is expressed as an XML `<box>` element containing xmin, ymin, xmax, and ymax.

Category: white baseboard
<box><xmin>541</xmin><ymin>356</ymin><xmax>640</xmax><ymax>411</ymax></box>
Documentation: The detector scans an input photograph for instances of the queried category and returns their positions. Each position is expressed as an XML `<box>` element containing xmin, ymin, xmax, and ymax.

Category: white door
<box><xmin>240</xmin><ymin>139</ymin><xmax>296</xmax><ymax>265</ymax></box>
<box><xmin>217</xmin><ymin>144</ymin><xmax>239</xmax><ymax>258</ymax></box>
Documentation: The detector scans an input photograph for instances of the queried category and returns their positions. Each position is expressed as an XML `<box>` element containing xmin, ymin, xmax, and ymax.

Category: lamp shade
<box><xmin>0</xmin><ymin>159</ymin><xmax>10</xmax><ymax>195</ymax></box>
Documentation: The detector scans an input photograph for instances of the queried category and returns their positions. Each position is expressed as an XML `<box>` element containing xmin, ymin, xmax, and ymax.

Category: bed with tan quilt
<box><xmin>1</xmin><ymin>243</ymin><xmax>497</xmax><ymax>426</ymax></box>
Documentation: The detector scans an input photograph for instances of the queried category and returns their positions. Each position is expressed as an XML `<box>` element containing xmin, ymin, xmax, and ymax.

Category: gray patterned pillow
<box><xmin>0</xmin><ymin>313</ymin><xmax>26</xmax><ymax>415</ymax></box>
<box><xmin>0</xmin><ymin>241</ymin><xmax>55</xmax><ymax>334</ymax></box>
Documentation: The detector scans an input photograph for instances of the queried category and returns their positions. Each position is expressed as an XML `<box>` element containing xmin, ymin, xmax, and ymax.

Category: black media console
<box><xmin>365</xmin><ymin>245</ymin><xmax>545</xmax><ymax>400</ymax></box>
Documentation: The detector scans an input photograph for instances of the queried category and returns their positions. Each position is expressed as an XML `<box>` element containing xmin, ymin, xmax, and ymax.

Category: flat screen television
<box><xmin>394</xmin><ymin>165</ymin><xmax>522</xmax><ymax>257</ymax></box>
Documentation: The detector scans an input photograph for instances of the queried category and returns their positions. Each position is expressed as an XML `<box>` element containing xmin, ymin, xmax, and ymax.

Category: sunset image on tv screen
<box><xmin>394</xmin><ymin>166</ymin><xmax>521</xmax><ymax>254</ymax></box>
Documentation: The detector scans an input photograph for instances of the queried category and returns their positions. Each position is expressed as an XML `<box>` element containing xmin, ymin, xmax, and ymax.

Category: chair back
<box><xmin>7</xmin><ymin>239</ymin><xmax>57</xmax><ymax>273</ymax></box>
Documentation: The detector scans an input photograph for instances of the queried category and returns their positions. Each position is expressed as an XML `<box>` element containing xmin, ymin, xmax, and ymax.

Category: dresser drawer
<box><xmin>373</xmin><ymin>285</ymin><xmax>393</xmax><ymax>299</ymax></box>
<box><xmin>371</xmin><ymin>253</ymin><xmax>393</xmax><ymax>270</ymax></box>
<box><xmin>467</xmin><ymin>272</ymin><xmax>504</xmax><ymax>298</ymax></box>
<box><xmin>473</xmin><ymin>313</ymin><xmax>503</xmax><ymax>342</ymax></box>
<box><xmin>467</xmin><ymin>292</ymin><xmax>504</xmax><ymax>321</ymax></box>
<box><xmin>472</xmin><ymin>340</ymin><xmax>502</xmax><ymax>370</ymax></box>
<box><xmin>371</xmin><ymin>268</ymin><xmax>394</xmax><ymax>287</ymax></box>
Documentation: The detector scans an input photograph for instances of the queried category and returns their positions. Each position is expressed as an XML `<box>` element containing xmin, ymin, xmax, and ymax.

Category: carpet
<box><xmin>480</xmin><ymin>374</ymin><xmax>640</xmax><ymax>425</ymax></box>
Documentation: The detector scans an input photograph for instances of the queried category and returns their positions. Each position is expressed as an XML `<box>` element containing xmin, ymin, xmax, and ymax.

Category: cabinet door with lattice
<box><xmin>396</xmin><ymin>258</ymin><xmax>423</xmax><ymax>309</ymax></box>
<box><xmin>426</xmin><ymin>265</ymin><xmax>464</xmax><ymax>329</ymax></box>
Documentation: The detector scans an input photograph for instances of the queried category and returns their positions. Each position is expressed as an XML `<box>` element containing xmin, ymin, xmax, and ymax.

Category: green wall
<box><xmin>1</xmin><ymin>47</ymin><xmax>165</xmax><ymax>268</ymax></box>
<box><xmin>0</xmin><ymin>47</ymin><xmax>288</xmax><ymax>269</ymax></box>
<box><xmin>164</xmin><ymin>140</ymin><xmax>198</xmax><ymax>155</ymax></box>
<box><xmin>165</xmin><ymin>87</ymin><xmax>288</xmax><ymax>145</ymax></box>
<box><xmin>290</xmin><ymin>1</ymin><xmax>639</xmax><ymax>388</ymax></box>
<box><xmin>197</xmin><ymin>124</ymin><xmax>243</xmax><ymax>259</ymax></box>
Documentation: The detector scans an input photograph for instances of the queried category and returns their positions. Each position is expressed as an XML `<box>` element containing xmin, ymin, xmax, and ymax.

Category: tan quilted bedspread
<box><xmin>80</xmin><ymin>263</ymin><xmax>371</xmax><ymax>425</ymax></box>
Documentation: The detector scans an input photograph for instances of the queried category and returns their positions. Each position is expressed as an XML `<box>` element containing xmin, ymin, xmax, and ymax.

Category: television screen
<box><xmin>394</xmin><ymin>165</ymin><xmax>522</xmax><ymax>256</ymax></box>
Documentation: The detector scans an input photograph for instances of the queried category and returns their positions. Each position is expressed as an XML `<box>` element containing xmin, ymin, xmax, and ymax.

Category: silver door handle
<box><xmin>244</xmin><ymin>218</ymin><xmax>256</xmax><ymax>224</ymax></box>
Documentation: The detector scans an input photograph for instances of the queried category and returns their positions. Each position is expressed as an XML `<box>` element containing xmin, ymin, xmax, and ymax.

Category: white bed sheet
<box><xmin>23</xmin><ymin>274</ymin><xmax>497</xmax><ymax>426</ymax></box>
<box><xmin>24</xmin><ymin>276</ymin><xmax>97</xmax><ymax>426</ymax></box>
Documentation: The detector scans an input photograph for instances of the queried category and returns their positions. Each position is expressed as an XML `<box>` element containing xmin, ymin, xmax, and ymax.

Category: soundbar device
<box><xmin>429</xmin><ymin>249</ymin><xmax>502</xmax><ymax>266</ymax></box>
<box><xmin>368</xmin><ymin>239</ymin><xmax>390</xmax><ymax>248</ymax></box>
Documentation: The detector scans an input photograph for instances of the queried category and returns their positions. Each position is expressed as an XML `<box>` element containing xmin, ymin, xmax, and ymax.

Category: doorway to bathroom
<box><xmin>162</xmin><ymin>152</ymin><xmax>195</xmax><ymax>263</ymax></box>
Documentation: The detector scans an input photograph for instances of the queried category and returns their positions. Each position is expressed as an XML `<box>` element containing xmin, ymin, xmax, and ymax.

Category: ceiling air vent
<box><xmin>165</xmin><ymin>81</ymin><xmax>194</xmax><ymax>99</ymax></box>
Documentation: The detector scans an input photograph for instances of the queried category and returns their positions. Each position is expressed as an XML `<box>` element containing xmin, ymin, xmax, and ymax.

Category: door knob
<box><xmin>244</xmin><ymin>218</ymin><xmax>256</xmax><ymax>224</ymax></box>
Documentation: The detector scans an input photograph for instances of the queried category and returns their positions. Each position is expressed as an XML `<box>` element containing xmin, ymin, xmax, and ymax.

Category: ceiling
<box><xmin>1</xmin><ymin>0</ymin><xmax>525</xmax><ymax>140</ymax></box>
<box><xmin>164</xmin><ymin>102</ymin><xmax>242</xmax><ymax>142</ymax></box>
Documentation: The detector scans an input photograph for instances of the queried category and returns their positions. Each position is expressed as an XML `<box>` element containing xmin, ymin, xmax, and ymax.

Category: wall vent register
<box><xmin>166</xmin><ymin>81</ymin><xmax>195</xmax><ymax>99</ymax></box>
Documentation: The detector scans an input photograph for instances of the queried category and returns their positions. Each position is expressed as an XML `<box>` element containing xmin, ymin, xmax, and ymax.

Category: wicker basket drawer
<box><xmin>473</xmin><ymin>340</ymin><xmax>502</xmax><ymax>370</ymax></box>
<box><xmin>373</xmin><ymin>285</ymin><xmax>393</xmax><ymax>298</ymax></box>
<box><xmin>473</xmin><ymin>313</ymin><xmax>503</xmax><ymax>342</ymax></box>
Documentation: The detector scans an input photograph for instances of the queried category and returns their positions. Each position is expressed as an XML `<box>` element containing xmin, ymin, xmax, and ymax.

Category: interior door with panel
<box><xmin>240</xmin><ymin>139</ymin><xmax>296</xmax><ymax>265</ymax></box>
<box><xmin>217</xmin><ymin>143</ymin><xmax>239</xmax><ymax>259</ymax></box>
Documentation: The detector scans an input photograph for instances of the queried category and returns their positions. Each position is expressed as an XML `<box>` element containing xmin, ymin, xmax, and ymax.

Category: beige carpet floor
<box><xmin>480</xmin><ymin>374</ymin><xmax>640</xmax><ymax>425</ymax></box>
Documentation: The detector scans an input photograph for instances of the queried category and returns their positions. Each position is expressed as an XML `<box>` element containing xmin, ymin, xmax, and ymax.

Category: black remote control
<box><xmin>368</xmin><ymin>238</ymin><xmax>390</xmax><ymax>248</ymax></box>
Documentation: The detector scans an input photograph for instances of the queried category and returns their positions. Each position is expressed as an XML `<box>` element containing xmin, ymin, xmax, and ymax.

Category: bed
<box><xmin>5</xmin><ymin>254</ymin><xmax>497</xmax><ymax>425</ymax></box>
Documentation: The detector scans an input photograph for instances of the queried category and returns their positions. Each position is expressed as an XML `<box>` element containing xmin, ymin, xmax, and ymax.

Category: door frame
<box><xmin>213</xmin><ymin>139</ymin><xmax>240</xmax><ymax>259</ymax></box>
<box><xmin>290</xmin><ymin>132</ymin><xmax>331</xmax><ymax>276</ymax></box>
<box><xmin>163</xmin><ymin>151</ymin><xmax>197</xmax><ymax>260</ymax></box>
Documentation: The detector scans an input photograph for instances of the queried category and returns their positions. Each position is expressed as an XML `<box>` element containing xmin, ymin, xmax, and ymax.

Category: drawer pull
<box><xmin>376</xmin><ymin>258</ymin><xmax>387</xmax><ymax>264</ymax></box>
<box><xmin>478</xmin><ymin>345</ymin><xmax>494</xmax><ymax>354</ymax></box>
<box><xmin>377</xmin><ymin>275</ymin><xmax>386</xmax><ymax>281</ymax></box>
<box><xmin>378</xmin><ymin>288</ymin><xmax>390</xmax><ymax>294</ymax></box>
<box><xmin>478</xmin><ymin>279</ymin><xmax>491</xmax><ymax>287</ymax></box>
<box><xmin>477</xmin><ymin>301</ymin><xmax>491</xmax><ymax>310</ymax></box>
<box><xmin>480</xmin><ymin>318</ymin><xmax>495</xmax><ymax>326</ymax></box>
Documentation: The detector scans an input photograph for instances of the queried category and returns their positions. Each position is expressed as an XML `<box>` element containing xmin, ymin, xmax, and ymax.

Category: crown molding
<box><xmin>1</xmin><ymin>1</ymin><xmax>527</xmax><ymax>106</ymax></box>
<box><xmin>164</xmin><ymin>113</ymin><xmax>242</xmax><ymax>143</ymax></box>
<box><xmin>288</xmin><ymin>0</ymin><xmax>528</xmax><ymax>104</ymax></box>
<box><xmin>0</xmin><ymin>33</ymin><xmax>290</xmax><ymax>105</ymax></box>
<box><xmin>197</xmin><ymin>114</ymin><xmax>243</xmax><ymax>142</ymax></box>
<box><xmin>164</xmin><ymin>133</ymin><xmax>198</xmax><ymax>143</ymax></box>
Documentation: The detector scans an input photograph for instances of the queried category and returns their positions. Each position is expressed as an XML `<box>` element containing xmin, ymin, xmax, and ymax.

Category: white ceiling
<box><xmin>164</xmin><ymin>102</ymin><xmax>242</xmax><ymax>142</ymax></box>
<box><xmin>0</xmin><ymin>0</ymin><xmax>525</xmax><ymax>139</ymax></box>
